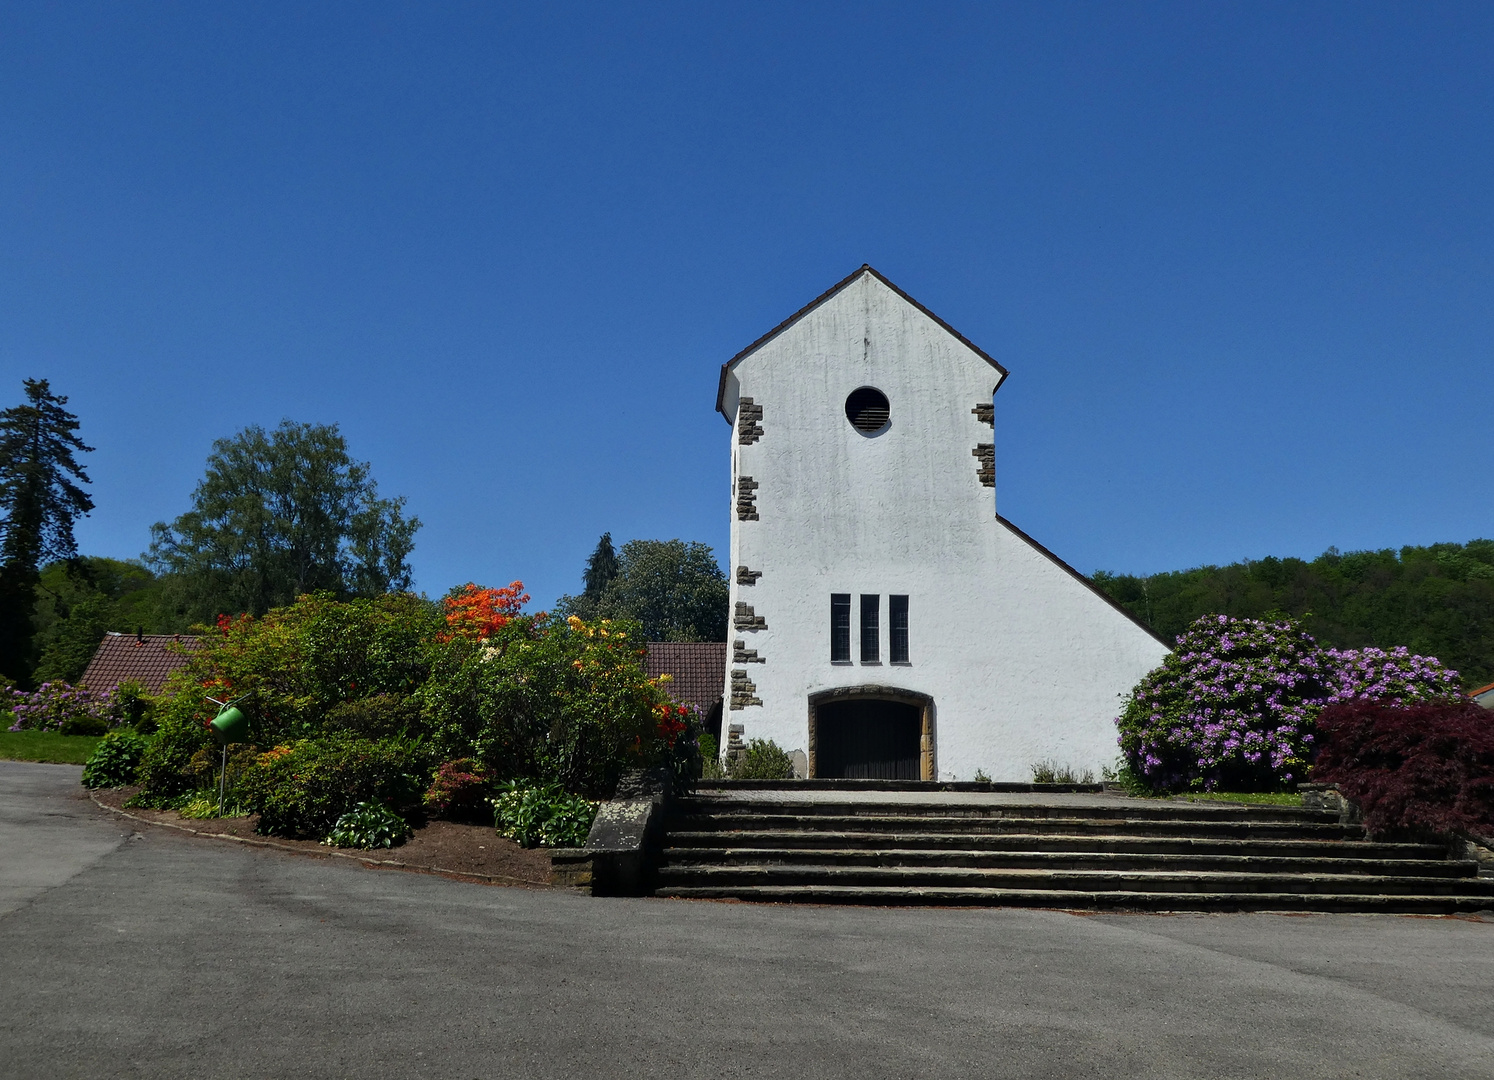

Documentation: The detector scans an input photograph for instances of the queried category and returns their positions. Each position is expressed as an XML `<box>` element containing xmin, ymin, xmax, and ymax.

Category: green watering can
<box><xmin>209</xmin><ymin>705</ymin><xmax>249</xmax><ymax>745</ymax></box>
<box><xmin>206</xmin><ymin>699</ymin><xmax>249</xmax><ymax>818</ymax></box>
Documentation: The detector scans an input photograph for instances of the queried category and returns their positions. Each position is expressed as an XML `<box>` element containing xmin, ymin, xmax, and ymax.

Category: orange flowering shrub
<box><xmin>442</xmin><ymin>582</ymin><xmax>529</xmax><ymax>641</ymax></box>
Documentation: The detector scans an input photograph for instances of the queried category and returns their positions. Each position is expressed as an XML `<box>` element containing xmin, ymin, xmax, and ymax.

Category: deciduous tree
<box><xmin>557</xmin><ymin>538</ymin><xmax>727</xmax><ymax>641</ymax></box>
<box><xmin>147</xmin><ymin>420</ymin><xmax>419</xmax><ymax>623</ymax></box>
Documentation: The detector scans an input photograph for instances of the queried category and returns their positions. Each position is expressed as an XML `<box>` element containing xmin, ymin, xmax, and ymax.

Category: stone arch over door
<box><xmin>807</xmin><ymin>686</ymin><xmax>935</xmax><ymax>781</ymax></box>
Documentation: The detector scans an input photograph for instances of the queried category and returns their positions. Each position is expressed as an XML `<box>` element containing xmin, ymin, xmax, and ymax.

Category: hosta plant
<box><xmin>324</xmin><ymin>801</ymin><xmax>412</xmax><ymax>849</ymax></box>
<box><xmin>492</xmin><ymin>781</ymin><xmax>598</xmax><ymax>848</ymax></box>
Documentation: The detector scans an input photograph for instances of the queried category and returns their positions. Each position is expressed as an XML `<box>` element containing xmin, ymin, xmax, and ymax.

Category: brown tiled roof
<box><xmin>645</xmin><ymin>641</ymin><xmax>726</xmax><ymax>713</ymax></box>
<box><xmin>79</xmin><ymin>633</ymin><xmax>203</xmax><ymax>695</ymax></box>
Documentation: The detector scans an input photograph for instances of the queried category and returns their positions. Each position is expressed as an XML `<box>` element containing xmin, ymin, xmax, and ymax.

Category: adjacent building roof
<box><xmin>644</xmin><ymin>641</ymin><xmax>726</xmax><ymax>713</ymax></box>
<box><xmin>79</xmin><ymin>632</ymin><xmax>203</xmax><ymax>695</ymax></box>
<box><xmin>1472</xmin><ymin>681</ymin><xmax>1494</xmax><ymax>710</ymax></box>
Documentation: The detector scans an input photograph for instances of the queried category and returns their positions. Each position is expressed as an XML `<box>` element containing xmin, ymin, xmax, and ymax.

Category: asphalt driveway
<box><xmin>3</xmin><ymin>760</ymin><xmax>1493</xmax><ymax>1079</ymax></box>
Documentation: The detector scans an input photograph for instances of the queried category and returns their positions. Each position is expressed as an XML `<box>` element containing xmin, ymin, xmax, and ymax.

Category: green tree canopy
<box><xmin>1092</xmin><ymin>539</ymin><xmax>1494</xmax><ymax>689</ymax></box>
<box><xmin>0</xmin><ymin>379</ymin><xmax>94</xmax><ymax>682</ymax></box>
<box><xmin>31</xmin><ymin>557</ymin><xmax>168</xmax><ymax>684</ymax></box>
<box><xmin>557</xmin><ymin>537</ymin><xmax>728</xmax><ymax>641</ymax></box>
<box><xmin>147</xmin><ymin>420</ymin><xmax>420</xmax><ymax>624</ymax></box>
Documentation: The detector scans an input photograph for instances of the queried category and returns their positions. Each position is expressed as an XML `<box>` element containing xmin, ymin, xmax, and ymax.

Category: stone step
<box><xmin>653</xmin><ymin>883</ymin><xmax>1494</xmax><ymax>914</ymax></box>
<box><xmin>662</xmin><ymin>829</ymin><xmax>1443</xmax><ymax>860</ymax></box>
<box><xmin>655</xmin><ymin>864</ymin><xmax>1494</xmax><ymax>896</ymax></box>
<box><xmin>658</xmin><ymin>847</ymin><xmax>1477</xmax><ymax>878</ymax></box>
<box><xmin>691</xmin><ymin>779</ymin><xmax>1106</xmax><ymax>794</ymax></box>
<box><xmin>672</xmin><ymin>813</ymin><xmax>1360</xmax><ymax>841</ymax></box>
<box><xmin>676</xmin><ymin>798</ymin><xmax>1335</xmax><ymax>824</ymax></box>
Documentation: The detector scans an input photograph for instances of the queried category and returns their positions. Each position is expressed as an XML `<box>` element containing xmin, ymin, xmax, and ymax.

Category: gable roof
<box><xmin>644</xmin><ymin>641</ymin><xmax>726</xmax><ymax>713</ymax></box>
<box><xmin>716</xmin><ymin>265</ymin><xmax>1010</xmax><ymax>420</ymax></box>
<box><xmin>79</xmin><ymin>632</ymin><xmax>203</xmax><ymax>695</ymax></box>
<box><xmin>996</xmin><ymin>515</ymin><xmax>1173</xmax><ymax>649</ymax></box>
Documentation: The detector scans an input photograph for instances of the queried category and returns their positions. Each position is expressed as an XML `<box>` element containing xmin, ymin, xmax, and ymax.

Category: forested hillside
<box><xmin>1092</xmin><ymin>540</ymin><xmax>1494</xmax><ymax>690</ymax></box>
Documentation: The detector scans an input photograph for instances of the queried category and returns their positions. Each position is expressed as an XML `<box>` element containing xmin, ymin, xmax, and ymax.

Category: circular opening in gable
<box><xmin>845</xmin><ymin>387</ymin><xmax>890</xmax><ymax>434</ymax></box>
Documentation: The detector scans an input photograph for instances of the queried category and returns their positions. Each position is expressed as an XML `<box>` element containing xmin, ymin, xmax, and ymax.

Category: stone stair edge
<box><xmin>690</xmin><ymin>779</ymin><xmax>1107</xmax><ymax>793</ymax></box>
<box><xmin>659</xmin><ymin>847</ymin><xmax>1471</xmax><ymax>870</ymax></box>
<box><xmin>652</xmin><ymin>885</ymin><xmax>1494</xmax><ymax>913</ymax></box>
<box><xmin>662</xmin><ymin>830</ymin><xmax>1437</xmax><ymax>851</ymax></box>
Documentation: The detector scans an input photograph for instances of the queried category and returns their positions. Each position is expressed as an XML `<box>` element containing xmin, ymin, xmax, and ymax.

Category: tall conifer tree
<box><xmin>0</xmin><ymin>379</ymin><xmax>94</xmax><ymax>683</ymax></box>
<box><xmin>582</xmin><ymin>532</ymin><xmax>620</xmax><ymax>606</ymax></box>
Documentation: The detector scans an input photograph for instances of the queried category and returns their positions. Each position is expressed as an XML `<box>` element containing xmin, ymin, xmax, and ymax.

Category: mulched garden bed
<box><xmin>91</xmin><ymin>786</ymin><xmax>555</xmax><ymax>886</ymax></box>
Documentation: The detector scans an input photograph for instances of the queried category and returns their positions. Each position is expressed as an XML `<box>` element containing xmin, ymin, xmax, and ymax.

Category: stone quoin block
<box><xmin>973</xmin><ymin>444</ymin><xmax>995</xmax><ymax>487</ymax></box>
<box><xmin>737</xmin><ymin>398</ymin><xmax>764</xmax><ymax>445</ymax></box>
<box><xmin>729</xmin><ymin>669</ymin><xmax>762</xmax><ymax>710</ymax></box>
<box><xmin>735</xmin><ymin>475</ymin><xmax>760</xmax><ymax>521</ymax></box>
<box><xmin>733</xmin><ymin>602</ymin><xmax>766</xmax><ymax>631</ymax></box>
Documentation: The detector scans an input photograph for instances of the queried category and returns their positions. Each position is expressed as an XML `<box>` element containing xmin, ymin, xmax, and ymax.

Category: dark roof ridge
<box><xmin>995</xmin><ymin>514</ymin><xmax>1172</xmax><ymax>649</ymax></box>
<box><xmin>715</xmin><ymin>264</ymin><xmax>1009</xmax><ymax>420</ymax></box>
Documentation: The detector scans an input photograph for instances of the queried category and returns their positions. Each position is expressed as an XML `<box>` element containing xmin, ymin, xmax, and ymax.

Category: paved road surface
<box><xmin>3</xmin><ymin>760</ymin><xmax>1494</xmax><ymax>1079</ymax></box>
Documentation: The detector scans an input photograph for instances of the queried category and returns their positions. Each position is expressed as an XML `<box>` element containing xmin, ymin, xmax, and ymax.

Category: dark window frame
<box><xmin>831</xmin><ymin>594</ymin><xmax>851</xmax><ymax>663</ymax></box>
<box><xmin>889</xmin><ymin>595</ymin><xmax>909</xmax><ymax>664</ymax></box>
<box><xmin>860</xmin><ymin>594</ymin><xmax>880</xmax><ymax>663</ymax></box>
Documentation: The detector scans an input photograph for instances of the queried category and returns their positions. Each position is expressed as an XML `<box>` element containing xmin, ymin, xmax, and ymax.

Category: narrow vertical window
<box><xmin>890</xmin><ymin>595</ymin><xmax>909</xmax><ymax>664</ymax></box>
<box><xmin>860</xmin><ymin>594</ymin><xmax>880</xmax><ymax>662</ymax></box>
<box><xmin>831</xmin><ymin>594</ymin><xmax>851</xmax><ymax>662</ymax></box>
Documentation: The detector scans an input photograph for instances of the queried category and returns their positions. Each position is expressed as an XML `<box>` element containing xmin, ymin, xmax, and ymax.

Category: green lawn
<box><xmin>0</xmin><ymin>730</ymin><xmax>103</xmax><ymax>765</ymax></box>
<box><xmin>1172</xmin><ymin>791</ymin><xmax>1304</xmax><ymax>807</ymax></box>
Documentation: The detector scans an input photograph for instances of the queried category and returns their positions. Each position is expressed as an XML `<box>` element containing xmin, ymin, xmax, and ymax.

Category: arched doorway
<box><xmin>808</xmin><ymin>687</ymin><xmax>934</xmax><ymax>780</ymax></box>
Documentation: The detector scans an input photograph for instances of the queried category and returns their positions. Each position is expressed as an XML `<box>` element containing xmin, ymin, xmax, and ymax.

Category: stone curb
<box><xmin>87</xmin><ymin>789</ymin><xmax>550</xmax><ymax>888</ymax></box>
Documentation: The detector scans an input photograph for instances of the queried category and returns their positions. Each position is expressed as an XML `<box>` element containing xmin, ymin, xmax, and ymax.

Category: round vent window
<box><xmin>845</xmin><ymin>387</ymin><xmax>890</xmax><ymax>434</ymax></box>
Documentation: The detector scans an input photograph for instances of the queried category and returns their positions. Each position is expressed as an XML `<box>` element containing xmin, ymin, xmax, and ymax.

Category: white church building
<box><xmin>716</xmin><ymin>265</ymin><xmax>1170</xmax><ymax>782</ymax></box>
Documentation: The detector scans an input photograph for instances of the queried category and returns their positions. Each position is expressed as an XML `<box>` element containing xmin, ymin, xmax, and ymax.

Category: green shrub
<box><xmin>238</xmin><ymin>734</ymin><xmax>431</xmax><ymax>839</ymax></box>
<box><xmin>81</xmin><ymin>731</ymin><xmax>151</xmax><ymax>788</ymax></box>
<box><xmin>324</xmin><ymin>801</ymin><xmax>411</xmax><ymax>849</ymax></box>
<box><xmin>132</xmin><ymin>692</ymin><xmax>216</xmax><ymax>805</ymax></box>
<box><xmin>698</xmin><ymin>733</ymin><xmax>726</xmax><ymax>780</ymax></box>
<box><xmin>492</xmin><ymin>781</ymin><xmax>598</xmax><ymax>848</ymax></box>
<box><xmin>183</xmin><ymin>743</ymin><xmax>261</xmax><ymax>792</ymax></box>
<box><xmin>107</xmin><ymin>680</ymin><xmax>158</xmax><ymax>734</ymax></box>
<box><xmin>323</xmin><ymin>693</ymin><xmax>424</xmax><ymax>738</ymax></box>
<box><xmin>730</xmin><ymin>738</ymin><xmax>795</xmax><ymax>780</ymax></box>
<box><xmin>421</xmin><ymin>613</ymin><xmax>683</xmax><ymax>797</ymax></box>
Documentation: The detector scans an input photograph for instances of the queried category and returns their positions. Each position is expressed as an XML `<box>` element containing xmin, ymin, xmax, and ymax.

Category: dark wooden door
<box><xmin>815</xmin><ymin>699</ymin><xmax>921</xmax><ymax>779</ymax></box>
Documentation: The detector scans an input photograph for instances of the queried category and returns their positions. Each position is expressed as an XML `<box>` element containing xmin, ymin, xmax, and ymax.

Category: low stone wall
<box><xmin>550</xmin><ymin>768</ymin><xmax>674</xmax><ymax>896</ymax></box>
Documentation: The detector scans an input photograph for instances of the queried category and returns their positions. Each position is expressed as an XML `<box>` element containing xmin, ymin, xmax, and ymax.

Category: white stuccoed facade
<box><xmin>716</xmin><ymin>266</ymin><xmax>1170</xmax><ymax>782</ymax></box>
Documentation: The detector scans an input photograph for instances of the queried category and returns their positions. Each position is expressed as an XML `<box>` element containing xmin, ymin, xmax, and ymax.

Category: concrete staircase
<box><xmin>653</xmin><ymin>790</ymin><xmax>1494</xmax><ymax>913</ymax></box>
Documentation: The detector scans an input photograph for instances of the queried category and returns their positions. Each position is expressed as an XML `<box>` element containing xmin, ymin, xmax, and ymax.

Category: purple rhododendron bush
<box><xmin>1312</xmin><ymin>699</ymin><xmax>1494</xmax><ymax>837</ymax></box>
<box><xmin>1116</xmin><ymin>615</ymin><xmax>1461</xmax><ymax>793</ymax></box>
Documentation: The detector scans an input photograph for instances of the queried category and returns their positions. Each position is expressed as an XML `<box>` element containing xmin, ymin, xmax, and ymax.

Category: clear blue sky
<box><xmin>3</xmin><ymin>3</ymin><xmax>1491</xmax><ymax>607</ymax></box>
